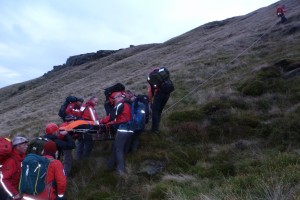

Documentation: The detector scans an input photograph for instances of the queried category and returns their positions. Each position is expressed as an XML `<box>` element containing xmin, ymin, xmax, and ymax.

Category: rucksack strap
<box><xmin>45</xmin><ymin>157</ymin><xmax>56</xmax><ymax>199</ymax></box>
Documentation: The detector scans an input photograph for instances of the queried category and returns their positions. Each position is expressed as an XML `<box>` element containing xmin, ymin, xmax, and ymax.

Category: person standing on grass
<box><xmin>22</xmin><ymin>141</ymin><xmax>67</xmax><ymax>200</ymax></box>
<box><xmin>100</xmin><ymin>92</ymin><xmax>133</xmax><ymax>174</ymax></box>
<box><xmin>77</xmin><ymin>96</ymin><xmax>99</xmax><ymax>159</ymax></box>
<box><xmin>44</xmin><ymin>122</ymin><xmax>76</xmax><ymax>178</ymax></box>
<box><xmin>147</xmin><ymin>67</ymin><xmax>174</xmax><ymax>134</ymax></box>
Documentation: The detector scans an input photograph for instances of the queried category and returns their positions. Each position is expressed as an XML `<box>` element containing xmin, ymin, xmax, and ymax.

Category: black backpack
<box><xmin>58</xmin><ymin>96</ymin><xmax>78</xmax><ymax>121</ymax></box>
<box><xmin>148</xmin><ymin>67</ymin><xmax>174</xmax><ymax>94</ymax></box>
<box><xmin>26</xmin><ymin>137</ymin><xmax>49</xmax><ymax>156</ymax></box>
<box><xmin>104</xmin><ymin>83</ymin><xmax>125</xmax><ymax>99</ymax></box>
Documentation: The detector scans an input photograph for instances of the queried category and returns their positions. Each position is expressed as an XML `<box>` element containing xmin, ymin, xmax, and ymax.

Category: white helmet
<box><xmin>12</xmin><ymin>136</ymin><xmax>28</xmax><ymax>146</ymax></box>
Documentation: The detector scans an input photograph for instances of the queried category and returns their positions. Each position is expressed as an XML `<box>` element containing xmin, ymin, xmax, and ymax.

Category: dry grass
<box><xmin>0</xmin><ymin>0</ymin><xmax>300</xmax><ymax>199</ymax></box>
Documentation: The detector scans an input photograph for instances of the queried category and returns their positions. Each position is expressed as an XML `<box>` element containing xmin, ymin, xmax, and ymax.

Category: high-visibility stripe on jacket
<box><xmin>101</xmin><ymin>101</ymin><xmax>131</xmax><ymax>125</ymax></box>
<box><xmin>0</xmin><ymin>150</ymin><xmax>24</xmax><ymax>198</ymax></box>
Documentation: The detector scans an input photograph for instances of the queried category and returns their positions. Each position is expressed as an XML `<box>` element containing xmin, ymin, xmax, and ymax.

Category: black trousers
<box><xmin>151</xmin><ymin>92</ymin><xmax>170</xmax><ymax>132</ymax></box>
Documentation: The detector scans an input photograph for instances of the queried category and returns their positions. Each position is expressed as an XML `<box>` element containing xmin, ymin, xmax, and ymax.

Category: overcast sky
<box><xmin>0</xmin><ymin>0</ymin><xmax>278</xmax><ymax>88</ymax></box>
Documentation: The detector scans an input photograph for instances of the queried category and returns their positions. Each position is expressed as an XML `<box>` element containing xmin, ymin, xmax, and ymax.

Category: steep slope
<box><xmin>0</xmin><ymin>0</ymin><xmax>299</xmax><ymax>138</ymax></box>
<box><xmin>1</xmin><ymin>0</ymin><xmax>300</xmax><ymax>199</ymax></box>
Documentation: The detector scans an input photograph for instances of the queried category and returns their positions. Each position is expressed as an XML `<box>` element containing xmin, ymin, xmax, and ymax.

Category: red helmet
<box><xmin>109</xmin><ymin>92</ymin><xmax>124</xmax><ymax>104</ymax></box>
<box><xmin>45</xmin><ymin>123</ymin><xmax>59</xmax><ymax>134</ymax></box>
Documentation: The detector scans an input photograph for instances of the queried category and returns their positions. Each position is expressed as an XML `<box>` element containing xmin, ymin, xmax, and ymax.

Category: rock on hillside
<box><xmin>0</xmin><ymin>0</ymin><xmax>299</xmax><ymax>137</ymax></box>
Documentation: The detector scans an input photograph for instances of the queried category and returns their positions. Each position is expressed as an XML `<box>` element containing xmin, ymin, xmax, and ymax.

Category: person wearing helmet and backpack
<box><xmin>0</xmin><ymin>136</ymin><xmax>28</xmax><ymax>200</ymax></box>
<box><xmin>44</xmin><ymin>122</ymin><xmax>76</xmax><ymax>177</ymax></box>
<box><xmin>22</xmin><ymin>140</ymin><xmax>66</xmax><ymax>200</ymax></box>
<box><xmin>40</xmin><ymin>141</ymin><xmax>66</xmax><ymax>200</ymax></box>
<box><xmin>147</xmin><ymin>67</ymin><xmax>174</xmax><ymax>134</ymax></box>
<box><xmin>100</xmin><ymin>92</ymin><xmax>133</xmax><ymax>174</ymax></box>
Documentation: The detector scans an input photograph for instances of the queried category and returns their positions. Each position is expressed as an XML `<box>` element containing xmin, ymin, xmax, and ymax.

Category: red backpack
<box><xmin>0</xmin><ymin>138</ymin><xmax>13</xmax><ymax>166</ymax></box>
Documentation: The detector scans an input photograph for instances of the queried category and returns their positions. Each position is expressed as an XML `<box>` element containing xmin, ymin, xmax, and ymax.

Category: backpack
<box><xmin>58</xmin><ymin>96</ymin><xmax>79</xmax><ymax>121</ymax></box>
<box><xmin>130</xmin><ymin>99</ymin><xmax>146</xmax><ymax>132</ymax></box>
<box><xmin>26</xmin><ymin>137</ymin><xmax>49</xmax><ymax>156</ymax></box>
<box><xmin>148</xmin><ymin>67</ymin><xmax>170</xmax><ymax>86</ymax></box>
<box><xmin>148</xmin><ymin>67</ymin><xmax>175</xmax><ymax>94</ymax></box>
<box><xmin>104</xmin><ymin>83</ymin><xmax>125</xmax><ymax>99</ymax></box>
<box><xmin>136</xmin><ymin>95</ymin><xmax>150</xmax><ymax>124</ymax></box>
<box><xmin>0</xmin><ymin>138</ymin><xmax>13</xmax><ymax>165</ymax></box>
<box><xmin>160</xmin><ymin>78</ymin><xmax>175</xmax><ymax>94</ymax></box>
<box><xmin>19</xmin><ymin>153</ymin><xmax>53</xmax><ymax>195</ymax></box>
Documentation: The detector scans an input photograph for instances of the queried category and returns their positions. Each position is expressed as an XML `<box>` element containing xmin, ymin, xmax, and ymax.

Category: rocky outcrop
<box><xmin>44</xmin><ymin>50</ymin><xmax>119</xmax><ymax>76</ymax></box>
<box><xmin>65</xmin><ymin>50</ymin><xmax>119</xmax><ymax>66</ymax></box>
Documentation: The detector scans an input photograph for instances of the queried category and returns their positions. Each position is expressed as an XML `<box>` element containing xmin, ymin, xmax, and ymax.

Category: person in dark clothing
<box><xmin>58</xmin><ymin>116</ymin><xmax>79</xmax><ymax>177</ymax></box>
<box><xmin>44</xmin><ymin>123</ymin><xmax>76</xmax><ymax>161</ymax></box>
<box><xmin>147</xmin><ymin>84</ymin><xmax>170</xmax><ymax>134</ymax></box>
<box><xmin>100</xmin><ymin>92</ymin><xmax>133</xmax><ymax>174</ymax></box>
<box><xmin>147</xmin><ymin>67</ymin><xmax>174</xmax><ymax>134</ymax></box>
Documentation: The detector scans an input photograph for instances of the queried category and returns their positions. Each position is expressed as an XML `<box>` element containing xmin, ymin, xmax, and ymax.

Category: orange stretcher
<box><xmin>59</xmin><ymin>120</ymin><xmax>114</xmax><ymax>141</ymax></box>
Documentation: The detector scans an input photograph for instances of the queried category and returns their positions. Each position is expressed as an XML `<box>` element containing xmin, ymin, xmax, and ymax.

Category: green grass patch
<box><xmin>237</xmin><ymin>66</ymin><xmax>288</xmax><ymax>96</ymax></box>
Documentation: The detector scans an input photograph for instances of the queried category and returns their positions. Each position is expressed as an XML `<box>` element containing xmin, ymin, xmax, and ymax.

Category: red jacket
<box><xmin>101</xmin><ymin>101</ymin><xmax>131</xmax><ymax>125</ymax></box>
<box><xmin>65</xmin><ymin>102</ymin><xmax>82</xmax><ymax>117</ymax></box>
<box><xmin>276</xmin><ymin>6</ymin><xmax>286</xmax><ymax>16</ymax></box>
<box><xmin>81</xmin><ymin>100</ymin><xmax>99</xmax><ymax>122</ymax></box>
<box><xmin>25</xmin><ymin>155</ymin><xmax>66</xmax><ymax>200</ymax></box>
<box><xmin>0</xmin><ymin>150</ymin><xmax>25</xmax><ymax>197</ymax></box>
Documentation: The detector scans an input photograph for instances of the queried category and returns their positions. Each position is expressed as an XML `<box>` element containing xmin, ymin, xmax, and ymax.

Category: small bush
<box><xmin>207</xmin><ymin>113</ymin><xmax>261</xmax><ymax>143</ymax></box>
<box><xmin>287</xmin><ymin>77</ymin><xmax>300</xmax><ymax>101</ymax></box>
<box><xmin>256</xmin><ymin>66</ymin><xmax>281</xmax><ymax>79</ymax></box>
<box><xmin>237</xmin><ymin>66</ymin><xmax>288</xmax><ymax>96</ymax></box>
<box><xmin>166</xmin><ymin>146</ymin><xmax>207</xmax><ymax>173</ymax></box>
<box><xmin>190</xmin><ymin>161</ymin><xmax>235</xmax><ymax>178</ymax></box>
<box><xmin>167</xmin><ymin>108</ymin><xmax>205</xmax><ymax>123</ymax></box>
<box><xmin>149</xmin><ymin>183</ymin><xmax>168</xmax><ymax>199</ymax></box>
<box><xmin>238</xmin><ymin>80</ymin><xmax>266</xmax><ymax>96</ymax></box>
<box><xmin>255</xmin><ymin>99</ymin><xmax>272</xmax><ymax>111</ymax></box>
<box><xmin>170</xmin><ymin>122</ymin><xmax>208</xmax><ymax>144</ymax></box>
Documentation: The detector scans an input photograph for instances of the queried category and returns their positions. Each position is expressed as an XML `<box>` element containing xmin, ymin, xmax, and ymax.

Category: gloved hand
<box><xmin>59</xmin><ymin>130</ymin><xmax>68</xmax><ymax>136</ymax></box>
<box><xmin>12</xmin><ymin>193</ymin><xmax>22</xmax><ymax>200</ymax></box>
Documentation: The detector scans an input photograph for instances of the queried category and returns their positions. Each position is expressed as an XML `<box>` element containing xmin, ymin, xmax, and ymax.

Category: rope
<box><xmin>162</xmin><ymin>21</ymin><xmax>278</xmax><ymax>114</ymax></box>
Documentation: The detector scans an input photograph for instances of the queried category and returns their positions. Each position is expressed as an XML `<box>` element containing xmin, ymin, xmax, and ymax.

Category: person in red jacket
<box><xmin>276</xmin><ymin>5</ymin><xmax>287</xmax><ymax>23</ymax></box>
<box><xmin>80</xmin><ymin>96</ymin><xmax>99</xmax><ymax>123</ymax></box>
<box><xmin>65</xmin><ymin>98</ymin><xmax>84</xmax><ymax>119</ymax></box>
<box><xmin>77</xmin><ymin>96</ymin><xmax>99</xmax><ymax>159</ymax></box>
<box><xmin>23</xmin><ymin>141</ymin><xmax>67</xmax><ymax>200</ymax></box>
<box><xmin>0</xmin><ymin>136</ymin><xmax>28</xmax><ymax>200</ymax></box>
<box><xmin>100</xmin><ymin>92</ymin><xmax>133</xmax><ymax>174</ymax></box>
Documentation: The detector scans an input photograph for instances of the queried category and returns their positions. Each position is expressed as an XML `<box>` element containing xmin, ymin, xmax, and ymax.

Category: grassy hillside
<box><xmin>1</xmin><ymin>0</ymin><xmax>300</xmax><ymax>199</ymax></box>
